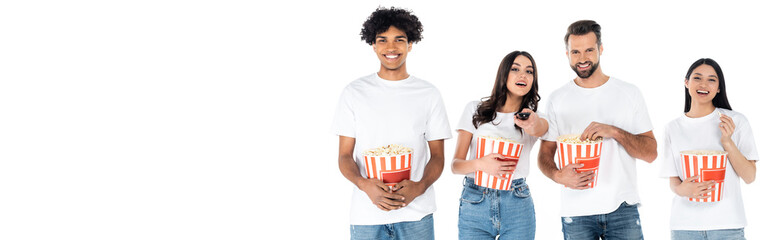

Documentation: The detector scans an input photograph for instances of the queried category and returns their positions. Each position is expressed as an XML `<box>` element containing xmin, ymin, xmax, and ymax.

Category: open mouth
<box><xmin>384</xmin><ymin>54</ymin><xmax>400</xmax><ymax>60</ymax></box>
<box><xmin>515</xmin><ymin>81</ymin><xmax>527</xmax><ymax>87</ymax></box>
<box><xmin>697</xmin><ymin>90</ymin><xmax>710</xmax><ymax>95</ymax></box>
<box><xmin>577</xmin><ymin>62</ymin><xmax>591</xmax><ymax>70</ymax></box>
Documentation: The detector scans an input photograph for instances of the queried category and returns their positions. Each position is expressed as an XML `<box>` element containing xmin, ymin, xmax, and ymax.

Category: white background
<box><xmin>1</xmin><ymin>0</ymin><xmax>770</xmax><ymax>239</ymax></box>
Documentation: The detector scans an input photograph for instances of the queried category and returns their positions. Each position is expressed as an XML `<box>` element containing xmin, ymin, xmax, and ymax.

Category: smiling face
<box><xmin>567</xmin><ymin>33</ymin><xmax>602</xmax><ymax>79</ymax></box>
<box><xmin>685</xmin><ymin>64</ymin><xmax>720</xmax><ymax>106</ymax></box>
<box><xmin>506</xmin><ymin>55</ymin><xmax>535</xmax><ymax>98</ymax></box>
<box><xmin>372</xmin><ymin>26</ymin><xmax>412</xmax><ymax>73</ymax></box>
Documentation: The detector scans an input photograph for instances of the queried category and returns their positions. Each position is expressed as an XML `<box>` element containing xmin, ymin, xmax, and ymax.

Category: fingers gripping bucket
<box><xmin>680</xmin><ymin>150</ymin><xmax>728</xmax><ymax>202</ymax></box>
<box><xmin>557</xmin><ymin>135</ymin><xmax>603</xmax><ymax>188</ymax></box>
<box><xmin>474</xmin><ymin>136</ymin><xmax>523</xmax><ymax>190</ymax></box>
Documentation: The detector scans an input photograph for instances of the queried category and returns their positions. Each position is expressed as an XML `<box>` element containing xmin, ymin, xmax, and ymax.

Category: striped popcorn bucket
<box><xmin>474</xmin><ymin>136</ymin><xmax>523</xmax><ymax>190</ymax></box>
<box><xmin>363</xmin><ymin>153</ymin><xmax>412</xmax><ymax>188</ymax></box>
<box><xmin>680</xmin><ymin>150</ymin><xmax>727</xmax><ymax>202</ymax></box>
<box><xmin>557</xmin><ymin>135</ymin><xmax>603</xmax><ymax>188</ymax></box>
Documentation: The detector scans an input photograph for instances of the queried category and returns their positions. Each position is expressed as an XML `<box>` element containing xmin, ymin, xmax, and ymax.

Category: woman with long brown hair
<box><xmin>452</xmin><ymin>50</ymin><xmax>547</xmax><ymax>239</ymax></box>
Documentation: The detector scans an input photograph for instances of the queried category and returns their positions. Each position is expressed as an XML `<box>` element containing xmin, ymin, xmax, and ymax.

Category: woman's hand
<box><xmin>674</xmin><ymin>175</ymin><xmax>715</xmax><ymax>199</ymax></box>
<box><xmin>476</xmin><ymin>153</ymin><xmax>516</xmax><ymax>180</ymax></box>
<box><xmin>514</xmin><ymin>108</ymin><xmax>538</xmax><ymax>130</ymax></box>
<box><xmin>719</xmin><ymin>113</ymin><xmax>736</xmax><ymax>145</ymax></box>
<box><xmin>515</xmin><ymin>108</ymin><xmax>548</xmax><ymax>137</ymax></box>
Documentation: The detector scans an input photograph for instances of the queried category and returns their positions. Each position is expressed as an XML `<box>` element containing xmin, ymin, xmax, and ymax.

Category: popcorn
<box><xmin>680</xmin><ymin>150</ymin><xmax>728</xmax><ymax>156</ymax></box>
<box><xmin>479</xmin><ymin>135</ymin><xmax>520</xmax><ymax>144</ymax></box>
<box><xmin>363</xmin><ymin>144</ymin><xmax>413</xmax><ymax>156</ymax></box>
<box><xmin>557</xmin><ymin>134</ymin><xmax>604</xmax><ymax>188</ymax></box>
<box><xmin>474</xmin><ymin>136</ymin><xmax>523</xmax><ymax>190</ymax></box>
<box><xmin>680</xmin><ymin>150</ymin><xmax>728</xmax><ymax>202</ymax></box>
<box><xmin>558</xmin><ymin>134</ymin><xmax>603</xmax><ymax>144</ymax></box>
<box><xmin>363</xmin><ymin>144</ymin><xmax>413</xmax><ymax>188</ymax></box>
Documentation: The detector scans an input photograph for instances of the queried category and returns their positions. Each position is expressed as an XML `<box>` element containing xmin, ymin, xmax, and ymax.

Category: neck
<box><xmin>377</xmin><ymin>65</ymin><xmax>409</xmax><ymax>81</ymax></box>
<box><xmin>686</xmin><ymin>101</ymin><xmax>716</xmax><ymax>118</ymax></box>
<box><xmin>574</xmin><ymin>67</ymin><xmax>609</xmax><ymax>88</ymax></box>
<box><xmin>498</xmin><ymin>94</ymin><xmax>523</xmax><ymax>113</ymax></box>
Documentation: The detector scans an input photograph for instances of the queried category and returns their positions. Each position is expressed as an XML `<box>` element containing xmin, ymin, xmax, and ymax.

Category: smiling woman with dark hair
<box><xmin>659</xmin><ymin>58</ymin><xmax>759</xmax><ymax>240</ymax></box>
<box><xmin>452</xmin><ymin>50</ymin><xmax>548</xmax><ymax>240</ymax></box>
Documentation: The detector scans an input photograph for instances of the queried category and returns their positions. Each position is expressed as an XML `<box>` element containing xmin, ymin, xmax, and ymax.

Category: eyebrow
<box><xmin>512</xmin><ymin>63</ymin><xmax>533</xmax><ymax>68</ymax></box>
<box><xmin>692</xmin><ymin>73</ymin><xmax>718</xmax><ymax>78</ymax></box>
<box><xmin>375</xmin><ymin>35</ymin><xmax>407</xmax><ymax>39</ymax></box>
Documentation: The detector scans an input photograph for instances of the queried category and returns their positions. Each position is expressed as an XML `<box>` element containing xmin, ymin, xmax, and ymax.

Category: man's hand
<box><xmin>580</xmin><ymin>121</ymin><xmax>618</xmax><ymax>141</ymax></box>
<box><xmin>391</xmin><ymin>180</ymin><xmax>427</xmax><ymax>206</ymax></box>
<box><xmin>553</xmin><ymin>163</ymin><xmax>595</xmax><ymax>190</ymax></box>
<box><xmin>357</xmin><ymin>178</ymin><xmax>406</xmax><ymax>211</ymax></box>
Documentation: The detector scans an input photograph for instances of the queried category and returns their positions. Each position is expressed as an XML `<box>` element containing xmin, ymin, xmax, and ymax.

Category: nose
<box><xmin>386</xmin><ymin>41</ymin><xmax>397</xmax><ymax>51</ymax></box>
<box><xmin>519</xmin><ymin>72</ymin><xmax>528</xmax><ymax>79</ymax></box>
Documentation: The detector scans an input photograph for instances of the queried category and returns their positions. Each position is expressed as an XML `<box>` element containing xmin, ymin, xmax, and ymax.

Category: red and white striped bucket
<box><xmin>557</xmin><ymin>135</ymin><xmax>603</xmax><ymax>188</ymax></box>
<box><xmin>474</xmin><ymin>136</ymin><xmax>523</xmax><ymax>190</ymax></box>
<box><xmin>680</xmin><ymin>150</ymin><xmax>727</xmax><ymax>202</ymax></box>
<box><xmin>363</xmin><ymin>153</ymin><xmax>412</xmax><ymax>187</ymax></box>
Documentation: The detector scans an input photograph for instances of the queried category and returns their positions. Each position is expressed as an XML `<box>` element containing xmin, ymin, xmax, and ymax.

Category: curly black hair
<box><xmin>360</xmin><ymin>7</ymin><xmax>423</xmax><ymax>45</ymax></box>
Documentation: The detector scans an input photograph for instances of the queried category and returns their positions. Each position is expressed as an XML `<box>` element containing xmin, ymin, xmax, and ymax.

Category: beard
<box><xmin>571</xmin><ymin>60</ymin><xmax>600</xmax><ymax>79</ymax></box>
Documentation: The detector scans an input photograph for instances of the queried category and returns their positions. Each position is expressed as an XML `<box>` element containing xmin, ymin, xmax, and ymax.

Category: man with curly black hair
<box><xmin>332</xmin><ymin>7</ymin><xmax>450</xmax><ymax>240</ymax></box>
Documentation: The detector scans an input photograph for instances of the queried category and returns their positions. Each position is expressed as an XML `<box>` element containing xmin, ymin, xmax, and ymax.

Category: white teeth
<box><xmin>385</xmin><ymin>55</ymin><xmax>398</xmax><ymax>59</ymax></box>
<box><xmin>697</xmin><ymin>90</ymin><xmax>709</xmax><ymax>94</ymax></box>
<box><xmin>516</xmin><ymin>82</ymin><xmax>527</xmax><ymax>86</ymax></box>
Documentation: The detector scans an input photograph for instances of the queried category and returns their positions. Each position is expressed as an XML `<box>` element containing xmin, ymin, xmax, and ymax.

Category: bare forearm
<box><xmin>418</xmin><ymin>155</ymin><xmax>443</xmax><ymax>191</ymax></box>
<box><xmin>524</xmin><ymin>118</ymin><xmax>548</xmax><ymax>137</ymax></box>
<box><xmin>537</xmin><ymin>141</ymin><xmax>559</xmax><ymax>181</ymax></box>
<box><xmin>613</xmin><ymin>129</ymin><xmax>657</xmax><ymax>162</ymax></box>
<box><xmin>451</xmin><ymin>158</ymin><xmax>478</xmax><ymax>175</ymax></box>
<box><xmin>339</xmin><ymin>154</ymin><xmax>366</xmax><ymax>188</ymax></box>
<box><xmin>669</xmin><ymin>177</ymin><xmax>683</xmax><ymax>196</ymax></box>
<box><xmin>722</xmin><ymin>140</ymin><xmax>756</xmax><ymax>184</ymax></box>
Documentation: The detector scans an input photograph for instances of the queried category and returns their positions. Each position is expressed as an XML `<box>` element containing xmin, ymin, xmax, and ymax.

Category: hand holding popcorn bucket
<box><xmin>474</xmin><ymin>136</ymin><xmax>523</xmax><ymax>191</ymax></box>
<box><xmin>363</xmin><ymin>144</ymin><xmax>413</xmax><ymax>189</ymax></box>
<box><xmin>557</xmin><ymin>134</ymin><xmax>603</xmax><ymax>188</ymax></box>
<box><xmin>680</xmin><ymin>150</ymin><xmax>728</xmax><ymax>202</ymax></box>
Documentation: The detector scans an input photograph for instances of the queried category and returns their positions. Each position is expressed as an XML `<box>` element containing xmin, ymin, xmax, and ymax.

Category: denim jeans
<box><xmin>561</xmin><ymin>202</ymin><xmax>643</xmax><ymax>240</ymax></box>
<box><xmin>458</xmin><ymin>177</ymin><xmax>536</xmax><ymax>240</ymax></box>
<box><xmin>350</xmin><ymin>213</ymin><xmax>434</xmax><ymax>240</ymax></box>
<box><xmin>671</xmin><ymin>228</ymin><xmax>745</xmax><ymax>240</ymax></box>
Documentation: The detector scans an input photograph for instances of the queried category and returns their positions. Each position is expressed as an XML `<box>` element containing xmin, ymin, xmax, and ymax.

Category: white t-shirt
<box><xmin>331</xmin><ymin>73</ymin><xmax>452</xmax><ymax>225</ymax></box>
<box><xmin>658</xmin><ymin>108</ymin><xmax>759</xmax><ymax>230</ymax></box>
<box><xmin>543</xmin><ymin>77</ymin><xmax>653</xmax><ymax>217</ymax></box>
<box><xmin>456</xmin><ymin>100</ymin><xmax>544</xmax><ymax>180</ymax></box>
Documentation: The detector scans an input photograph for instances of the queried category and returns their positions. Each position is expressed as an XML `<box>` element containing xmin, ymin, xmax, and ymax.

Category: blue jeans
<box><xmin>350</xmin><ymin>214</ymin><xmax>434</xmax><ymax>240</ymax></box>
<box><xmin>458</xmin><ymin>177</ymin><xmax>536</xmax><ymax>240</ymax></box>
<box><xmin>671</xmin><ymin>228</ymin><xmax>745</xmax><ymax>240</ymax></box>
<box><xmin>561</xmin><ymin>202</ymin><xmax>643</xmax><ymax>240</ymax></box>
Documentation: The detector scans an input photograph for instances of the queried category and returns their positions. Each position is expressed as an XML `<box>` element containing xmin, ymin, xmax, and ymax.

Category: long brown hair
<box><xmin>472</xmin><ymin>51</ymin><xmax>540</xmax><ymax>132</ymax></box>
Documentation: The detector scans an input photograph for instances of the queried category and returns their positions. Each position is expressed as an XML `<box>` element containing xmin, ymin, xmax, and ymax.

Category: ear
<box><xmin>372</xmin><ymin>44</ymin><xmax>377</xmax><ymax>52</ymax></box>
<box><xmin>599</xmin><ymin>43</ymin><xmax>604</xmax><ymax>55</ymax></box>
<box><xmin>407</xmin><ymin>42</ymin><xmax>413</xmax><ymax>52</ymax></box>
<box><xmin>684</xmin><ymin>78</ymin><xmax>689</xmax><ymax>88</ymax></box>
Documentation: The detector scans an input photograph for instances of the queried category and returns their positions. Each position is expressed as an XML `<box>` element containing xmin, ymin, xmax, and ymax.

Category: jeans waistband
<box><xmin>463</xmin><ymin>176</ymin><xmax>526</xmax><ymax>191</ymax></box>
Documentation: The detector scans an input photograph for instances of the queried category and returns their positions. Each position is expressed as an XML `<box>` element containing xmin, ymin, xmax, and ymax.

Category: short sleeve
<box><xmin>330</xmin><ymin>87</ymin><xmax>356</xmax><ymax>138</ymax></box>
<box><xmin>456</xmin><ymin>101</ymin><xmax>478</xmax><ymax>134</ymax></box>
<box><xmin>424</xmin><ymin>90</ymin><xmax>452</xmax><ymax>141</ymax></box>
<box><xmin>733</xmin><ymin>114</ymin><xmax>759</xmax><ymax>161</ymax></box>
<box><xmin>630</xmin><ymin>88</ymin><xmax>654</xmax><ymax>135</ymax></box>
<box><xmin>659</xmin><ymin>126</ymin><xmax>679</xmax><ymax>178</ymax></box>
<box><xmin>542</xmin><ymin>99</ymin><xmax>559</xmax><ymax>141</ymax></box>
